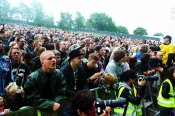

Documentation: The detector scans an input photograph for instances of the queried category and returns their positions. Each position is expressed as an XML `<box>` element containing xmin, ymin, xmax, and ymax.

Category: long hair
<box><xmin>7</xmin><ymin>46</ymin><xmax>23</xmax><ymax>64</ymax></box>
<box><xmin>141</xmin><ymin>53</ymin><xmax>150</xmax><ymax>71</ymax></box>
<box><xmin>164</xmin><ymin>67</ymin><xmax>175</xmax><ymax>87</ymax></box>
<box><xmin>129</xmin><ymin>57</ymin><xmax>137</xmax><ymax>68</ymax></box>
<box><xmin>5</xmin><ymin>82</ymin><xmax>25</xmax><ymax>100</ymax></box>
<box><xmin>0</xmin><ymin>35</ymin><xmax>5</xmax><ymax>56</ymax></box>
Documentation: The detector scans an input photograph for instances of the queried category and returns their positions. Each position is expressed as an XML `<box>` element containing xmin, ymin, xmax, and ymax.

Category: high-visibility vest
<box><xmin>157</xmin><ymin>79</ymin><xmax>175</xmax><ymax>108</ymax></box>
<box><xmin>113</xmin><ymin>86</ymin><xmax>142</xmax><ymax>116</ymax></box>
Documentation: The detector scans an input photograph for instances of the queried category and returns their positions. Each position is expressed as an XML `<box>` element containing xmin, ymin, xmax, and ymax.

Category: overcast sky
<box><xmin>8</xmin><ymin>0</ymin><xmax>175</xmax><ymax>37</ymax></box>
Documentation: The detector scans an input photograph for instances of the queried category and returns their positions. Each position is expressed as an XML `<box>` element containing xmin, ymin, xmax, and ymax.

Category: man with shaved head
<box><xmin>24</xmin><ymin>50</ymin><xmax>66</xmax><ymax>113</ymax></box>
<box><xmin>59</xmin><ymin>41</ymin><xmax>67</xmax><ymax>66</ymax></box>
<box><xmin>149</xmin><ymin>51</ymin><xmax>164</xmax><ymax>89</ymax></box>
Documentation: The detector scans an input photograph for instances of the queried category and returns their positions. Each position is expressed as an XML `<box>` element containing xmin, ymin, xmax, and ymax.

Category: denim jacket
<box><xmin>0</xmin><ymin>55</ymin><xmax>14</xmax><ymax>96</ymax></box>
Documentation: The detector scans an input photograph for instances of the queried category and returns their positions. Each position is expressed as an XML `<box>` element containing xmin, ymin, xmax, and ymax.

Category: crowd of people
<box><xmin>0</xmin><ymin>23</ymin><xmax>175</xmax><ymax>116</ymax></box>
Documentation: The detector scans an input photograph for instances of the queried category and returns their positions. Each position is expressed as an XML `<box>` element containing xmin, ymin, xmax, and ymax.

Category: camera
<box><xmin>98</xmin><ymin>78</ymin><xmax>111</xmax><ymax>94</ymax></box>
<box><xmin>95</xmin><ymin>98</ymin><xmax>127</xmax><ymax>115</ymax></box>
<box><xmin>138</xmin><ymin>74</ymin><xmax>159</xmax><ymax>81</ymax></box>
<box><xmin>15</xmin><ymin>75</ymin><xmax>23</xmax><ymax>86</ymax></box>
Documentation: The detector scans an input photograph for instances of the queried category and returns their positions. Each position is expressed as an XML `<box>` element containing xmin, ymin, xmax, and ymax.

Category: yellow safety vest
<box><xmin>157</xmin><ymin>79</ymin><xmax>175</xmax><ymax>108</ymax></box>
<box><xmin>113</xmin><ymin>86</ymin><xmax>142</xmax><ymax>116</ymax></box>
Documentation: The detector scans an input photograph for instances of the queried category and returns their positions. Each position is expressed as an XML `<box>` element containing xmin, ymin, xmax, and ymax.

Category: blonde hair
<box><xmin>5</xmin><ymin>82</ymin><xmax>25</xmax><ymax>98</ymax></box>
<box><xmin>104</xmin><ymin>73</ymin><xmax>115</xmax><ymax>86</ymax></box>
<box><xmin>7</xmin><ymin>46</ymin><xmax>23</xmax><ymax>64</ymax></box>
<box><xmin>9</xmin><ymin>41</ymin><xmax>17</xmax><ymax>47</ymax></box>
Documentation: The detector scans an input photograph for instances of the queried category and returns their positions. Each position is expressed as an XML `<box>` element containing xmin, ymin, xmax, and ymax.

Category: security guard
<box><xmin>150</xmin><ymin>35</ymin><xmax>175</xmax><ymax>70</ymax></box>
<box><xmin>113</xmin><ymin>70</ymin><xmax>146</xmax><ymax>116</ymax></box>
<box><xmin>157</xmin><ymin>67</ymin><xmax>175</xmax><ymax>116</ymax></box>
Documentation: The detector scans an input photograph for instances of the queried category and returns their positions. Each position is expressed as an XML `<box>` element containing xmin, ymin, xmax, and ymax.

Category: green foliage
<box><xmin>1</xmin><ymin>0</ymin><xmax>152</xmax><ymax>35</ymax></box>
<box><xmin>43</xmin><ymin>14</ymin><xmax>54</xmax><ymax>28</ymax></box>
<box><xmin>58</xmin><ymin>12</ymin><xmax>73</xmax><ymax>30</ymax></box>
<box><xmin>116</xmin><ymin>26</ymin><xmax>129</xmax><ymax>34</ymax></box>
<box><xmin>153</xmin><ymin>32</ymin><xmax>164</xmax><ymax>36</ymax></box>
<box><xmin>31</xmin><ymin>1</ymin><xmax>46</xmax><ymax>26</ymax></box>
<box><xmin>18</xmin><ymin>1</ymin><xmax>32</xmax><ymax>22</ymax></box>
<box><xmin>74</xmin><ymin>12</ymin><xmax>85</xmax><ymax>29</ymax></box>
<box><xmin>133</xmin><ymin>27</ymin><xmax>148</xmax><ymax>36</ymax></box>
<box><xmin>11</xmin><ymin>6</ymin><xmax>21</xmax><ymax>20</ymax></box>
<box><xmin>86</xmin><ymin>13</ymin><xmax>117</xmax><ymax>32</ymax></box>
<box><xmin>0</xmin><ymin>0</ymin><xmax>11</xmax><ymax>21</ymax></box>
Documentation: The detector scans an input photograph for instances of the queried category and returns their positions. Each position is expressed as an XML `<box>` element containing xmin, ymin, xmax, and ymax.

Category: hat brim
<box><xmin>68</xmin><ymin>53</ymin><xmax>84</xmax><ymax>61</ymax></box>
<box><xmin>77</xmin><ymin>46</ymin><xmax>82</xmax><ymax>50</ymax></box>
<box><xmin>70</xmin><ymin>46</ymin><xmax>82</xmax><ymax>51</ymax></box>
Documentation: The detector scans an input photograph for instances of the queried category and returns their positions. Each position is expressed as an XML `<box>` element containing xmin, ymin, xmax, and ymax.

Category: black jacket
<box><xmin>161</xmin><ymin>82</ymin><xmax>171</xmax><ymax>99</ymax></box>
<box><xmin>60</xmin><ymin>64</ymin><xmax>89</xmax><ymax>98</ymax></box>
<box><xmin>119</xmin><ymin>83</ymin><xmax>146</xmax><ymax>106</ymax></box>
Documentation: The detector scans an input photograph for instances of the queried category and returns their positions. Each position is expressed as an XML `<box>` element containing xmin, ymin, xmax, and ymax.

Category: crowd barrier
<box><xmin>0</xmin><ymin>85</ymin><xmax>159</xmax><ymax>116</ymax></box>
<box><xmin>0</xmin><ymin>97</ymin><xmax>71</xmax><ymax>116</ymax></box>
<box><xmin>0</xmin><ymin>88</ymin><xmax>116</xmax><ymax>116</ymax></box>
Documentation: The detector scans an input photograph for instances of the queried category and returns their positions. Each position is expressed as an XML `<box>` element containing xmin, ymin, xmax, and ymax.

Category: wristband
<box><xmin>16</xmin><ymin>86</ymin><xmax>22</xmax><ymax>93</ymax></box>
<box><xmin>16</xmin><ymin>89</ymin><xmax>22</xmax><ymax>93</ymax></box>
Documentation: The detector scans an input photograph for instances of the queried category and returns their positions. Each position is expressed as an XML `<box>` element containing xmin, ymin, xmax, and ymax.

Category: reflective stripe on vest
<box><xmin>114</xmin><ymin>86</ymin><xmax>136</xmax><ymax>116</ymax></box>
<box><xmin>157</xmin><ymin>79</ymin><xmax>175</xmax><ymax>108</ymax></box>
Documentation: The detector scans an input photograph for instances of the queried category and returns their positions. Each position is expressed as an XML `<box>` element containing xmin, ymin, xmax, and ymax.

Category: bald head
<box><xmin>156</xmin><ymin>51</ymin><xmax>163</xmax><ymax>60</ymax></box>
<box><xmin>40</xmin><ymin>50</ymin><xmax>54</xmax><ymax>62</ymax></box>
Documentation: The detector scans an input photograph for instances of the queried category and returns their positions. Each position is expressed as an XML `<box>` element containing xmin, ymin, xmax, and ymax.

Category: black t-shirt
<box><xmin>42</xmin><ymin>72</ymin><xmax>52</xmax><ymax>99</ymax></box>
<box><xmin>12</xmin><ymin>63</ymin><xmax>30</xmax><ymax>86</ymax></box>
<box><xmin>59</xmin><ymin>50</ymin><xmax>67</xmax><ymax>64</ymax></box>
<box><xmin>149</xmin><ymin>58</ymin><xmax>163</xmax><ymax>68</ymax></box>
<box><xmin>83</xmin><ymin>63</ymin><xmax>99</xmax><ymax>89</ymax></box>
<box><xmin>31</xmin><ymin>51</ymin><xmax>38</xmax><ymax>59</ymax></box>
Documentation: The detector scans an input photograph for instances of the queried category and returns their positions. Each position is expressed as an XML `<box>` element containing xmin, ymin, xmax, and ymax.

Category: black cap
<box><xmin>164</xmin><ymin>35</ymin><xmax>172</xmax><ymax>41</ymax></box>
<box><xmin>68</xmin><ymin>49</ymin><xmax>84</xmax><ymax>61</ymax></box>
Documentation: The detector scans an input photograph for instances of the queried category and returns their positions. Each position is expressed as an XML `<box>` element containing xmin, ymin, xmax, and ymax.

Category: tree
<box><xmin>31</xmin><ymin>1</ymin><xmax>45</xmax><ymax>26</ymax></box>
<box><xmin>86</xmin><ymin>13</ymin><xmax>117</xmax><ymax>32</ymax></box>
<box><xmin>44</xmin><ymin>14</ymin><xmax>54</xmax><ymax>28</ymax></box>
<box><xmin>0</xmin><ymin>0</ymin><xmax>11</xmax><ymax>22</ymax></box>
<box><xmin>18</xmin><ymin>1</ymin><xmax>32</xmax><ymax>22</ymax></box>
<box><xmin>153</xmin><ymin>32</ymin><xmax>164</xmax><ymax>36</ymax></box>
<box><xmin>74</xmin><ymin>12</ymin><xmax>85</xmax><ymax>29</ymax></box>
<box><xmin>58</xmin><ymin>12</ymin><xmax>73</xmax><ymax>30</ymax></box>
<box><xmin>116</xmin><ymin>26</ymin><xmax>129</xmax><ymax>34</ymax></box>
<box><xmin>11</xmin><ymin>6</ymin><xmax>21</xmax><ymax>21</ymax></box>
<box><xmin>133</xmin><ymin>27</ymin><xmax>148</xmax><ymax>36</ymax></box>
